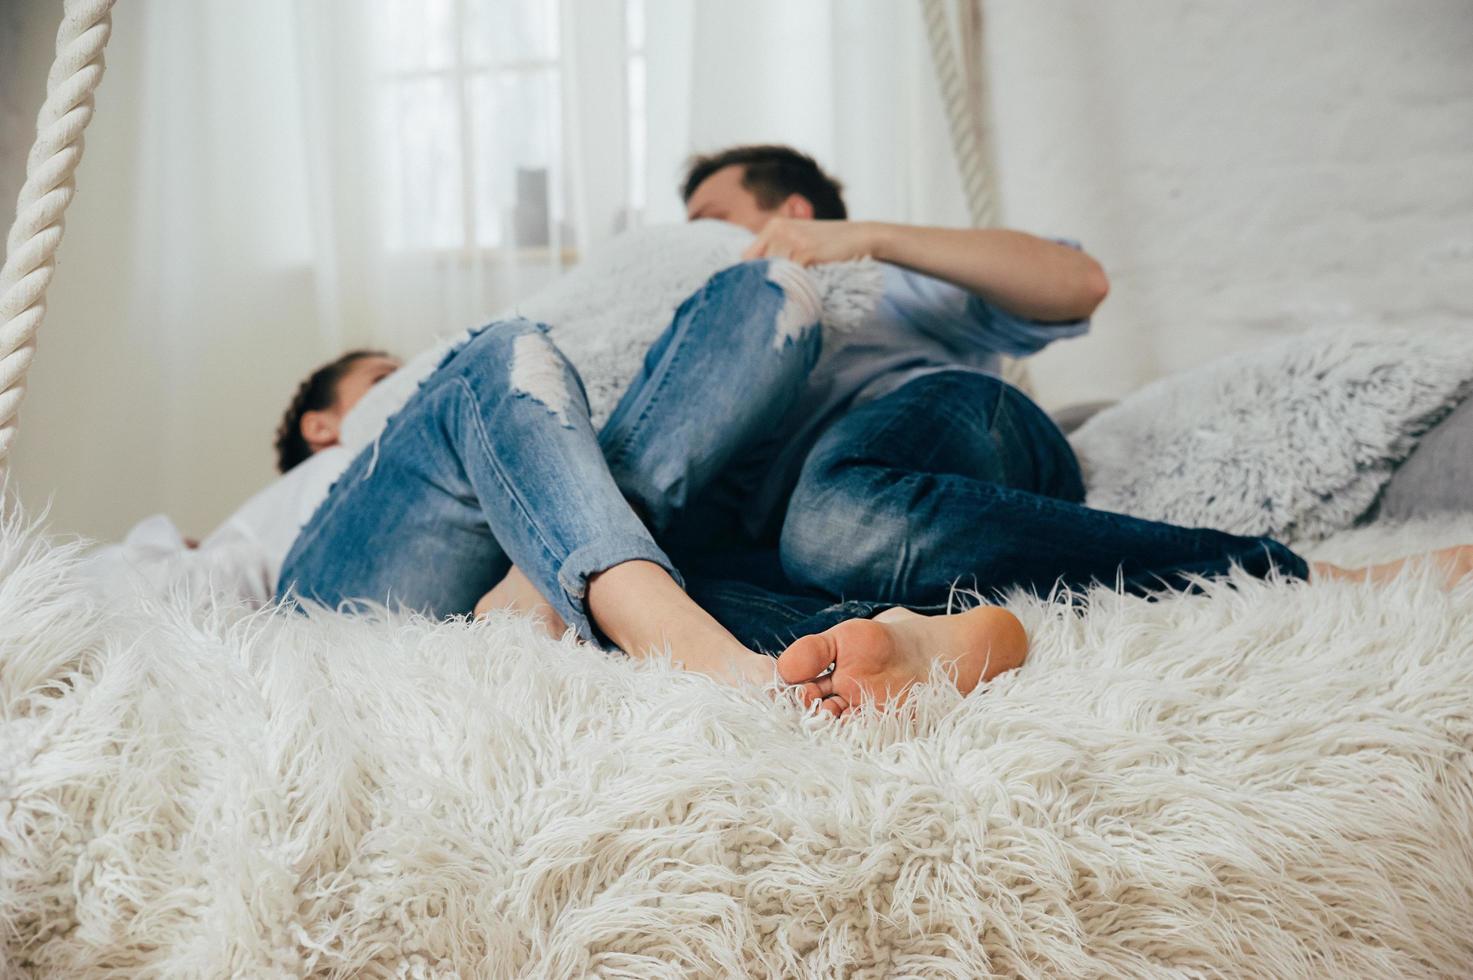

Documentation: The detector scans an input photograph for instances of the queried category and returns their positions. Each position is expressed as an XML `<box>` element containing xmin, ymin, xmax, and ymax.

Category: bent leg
<box><xmin>599</xmin><ymin>258</ymin><xmax>821</xmax><ymax>533</ymax></box>
<box><xmin>278</xmin><ymin>319</ymin><xmax>677</xmax><ymax>638</ymax></box>
<box><xmin>780</xmin><ymin>370</ymin><xmax>1307</xmax><ymax>605</ymax></box>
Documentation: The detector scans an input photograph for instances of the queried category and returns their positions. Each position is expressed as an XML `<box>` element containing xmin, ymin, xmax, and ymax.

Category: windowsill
<box><xmin>399</xmin><ymin>244</ymin><xmax>582</xmax><ymax>265</ymax></box>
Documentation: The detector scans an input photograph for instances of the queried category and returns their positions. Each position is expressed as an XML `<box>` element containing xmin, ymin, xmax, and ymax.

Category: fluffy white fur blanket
<box><xmin>4</xmin><ymin>507</ymin><xmax>1472</xmax><ymax>977</ymax></box>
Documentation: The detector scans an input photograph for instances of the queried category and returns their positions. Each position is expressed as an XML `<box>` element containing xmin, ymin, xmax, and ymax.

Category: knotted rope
<box><xmin>0</xmin><ymin>0</ymin><xmax>117</xmax><ymax>472</ymax></box>
<box><xmin>921</xmin><ymin>0</ymin><xmax>998</xmax><ymax>228</ymax></box>
<box><xmin>921</xmin><ymin>0</ymin><xmax>1033</xmax><ymax>390</ymax></box>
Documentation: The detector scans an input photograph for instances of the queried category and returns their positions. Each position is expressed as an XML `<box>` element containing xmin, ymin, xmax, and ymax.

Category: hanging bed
<box><xmin>3</xmin><ymin>3</ymin><xmax>1473</xmax><ymax>977</ymax></box>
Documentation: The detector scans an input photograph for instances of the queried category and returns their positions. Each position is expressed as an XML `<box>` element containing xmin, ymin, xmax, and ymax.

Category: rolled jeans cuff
<box><xmin>556</xmin><ymin>534</ymin><xmax>685</xmax><ymax>649</ymax></box>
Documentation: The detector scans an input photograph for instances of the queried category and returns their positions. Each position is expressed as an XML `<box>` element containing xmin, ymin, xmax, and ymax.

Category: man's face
<box><xmin>684</xmin><ymin>164</ymin><xmax>779</xmax><ymax>233</ymax></box>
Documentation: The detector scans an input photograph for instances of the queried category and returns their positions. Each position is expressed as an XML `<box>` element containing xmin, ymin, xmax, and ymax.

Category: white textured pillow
<box><xmin>340</xmin><ymin>222</ymin><xmax>881</xmax><ymax>451</ymax></box>
<box><xmin>1072</xmin><ymin>326</ymin><xmax>1473</xmax><ymax>541</ymax></box>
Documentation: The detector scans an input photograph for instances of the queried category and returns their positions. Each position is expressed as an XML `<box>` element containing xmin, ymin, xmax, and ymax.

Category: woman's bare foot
<box><xmin>587</xmin><ymin>560</ymin><xmax>778</xmax><ymax>686</ymax></box>
<box><xmin>775</xmin><ymin>605</ymin><xmax>1028</xmax><ymax>717</ymax></box>
<box><xmin>475</xmin><ymin>565</ymin><xmax>569</xmax><ymax>639</ymax></box>
<box><xmin>1312</xmin><ymin>544</ymin><xmax>1473</xmax><ymax>589</ymax></box>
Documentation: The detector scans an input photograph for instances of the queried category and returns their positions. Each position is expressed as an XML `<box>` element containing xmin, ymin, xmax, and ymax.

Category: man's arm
<box><xmin>742</xmin><ymin>218</ymin><xmax>1108</xmax><ymax>323</ymax></box>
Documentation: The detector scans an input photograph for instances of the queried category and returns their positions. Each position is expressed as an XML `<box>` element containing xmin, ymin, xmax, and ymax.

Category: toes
<box><xmin>829</xmin><ymin>668</ymin><xmax>876</xmax><ymax>711</ymax></box>
<box><xmin>799</xmin><ymin>674</ymin><xmax>835</xmax><ymax>706</ymax></box>
<box><xmin>819</xmin><ymin>694</ymin><xmax>848</xmax><ymax>717</ymax></box>
<box><xmin>778</xmin><ymin>632</ymin><xmax>838</xmax><ymax>684</ymax></box>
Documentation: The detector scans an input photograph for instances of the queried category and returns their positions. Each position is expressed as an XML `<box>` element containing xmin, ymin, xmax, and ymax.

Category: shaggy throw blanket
<box><xmin>4</xmin><ymin>508</ymin><xmax>1472</xmax><ymax>977</ymax></box>
<box><xmin>1073</xmin><ymin>325</ymin><xmax>1473</xmax><ymax>542</ymax></box>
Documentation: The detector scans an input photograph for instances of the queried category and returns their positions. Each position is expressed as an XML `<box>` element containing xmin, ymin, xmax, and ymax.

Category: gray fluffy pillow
<box><xmin>1071</xmin><ymin>326</ymin><xmax>1473</xmax><ymax>542</ymax></box>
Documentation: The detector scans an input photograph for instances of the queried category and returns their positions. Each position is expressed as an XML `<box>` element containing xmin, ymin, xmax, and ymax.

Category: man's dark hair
<box><xmin>681</xmin><ymin>144</ymin><xmax>847</xmax><ymax>220</ymax></box>
<box><xmin>274</xmin><ymin>349</ymin><xmax>387</xmax><ymax>474</ymax></box>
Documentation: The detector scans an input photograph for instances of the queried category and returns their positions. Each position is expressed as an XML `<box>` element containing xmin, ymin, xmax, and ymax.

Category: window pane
<box><xmin>464</xmin><ymin>0</ymin><xmax>559</xmax><ymax>65</ymax></box>
<box><xmin>372</xmin><ymin>0</ymin><xmax>457</xmax><ymax>73</ymax></box>
<box><xmin>469</xmin><ymin>70</ymin><xmax>560</xmax><ymax>249</ymax></box>
<box><xmin>378</xmin><ymin>77</ymin><xmax>464</xmax><ymax>250</ymax></box>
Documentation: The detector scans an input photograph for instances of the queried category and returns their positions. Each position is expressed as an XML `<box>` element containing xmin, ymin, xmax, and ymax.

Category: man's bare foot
<box><xmin>1312</xmin><ymin>544</ymin><xmax>1473</xmax><ymax>589</ymax></box>
<box><xmin>475</xmin><ymin>565</ymin><xmax>568</xmax><ymax>639</ymax></box>
<box><xmin>775</xmin><ymin>605</ymin><xmax>1028</xmax><ymax>717</ymax></box>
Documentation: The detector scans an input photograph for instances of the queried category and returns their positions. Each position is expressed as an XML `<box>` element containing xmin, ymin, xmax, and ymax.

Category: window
<box><xmin>372</xmin><ymin>0</ymin><xmax>567</xmax><ymax>253</ymax></box>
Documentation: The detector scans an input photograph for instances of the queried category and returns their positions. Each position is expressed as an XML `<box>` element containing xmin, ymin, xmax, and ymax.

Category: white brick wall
<box><xmin>985</xmin><ymin>0</ymin><xmax>1473</xmax><ymax>406</ymax></box>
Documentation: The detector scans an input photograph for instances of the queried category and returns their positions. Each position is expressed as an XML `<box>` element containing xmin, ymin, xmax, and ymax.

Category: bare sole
<box><xmin>776</xmin><ymin>605</ymin><xmax>1028</xmax><ymax>717</ymax></box>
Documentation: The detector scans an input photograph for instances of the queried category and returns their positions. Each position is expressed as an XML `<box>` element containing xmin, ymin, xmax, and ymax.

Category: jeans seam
<box><xmin>455</xmin><ymin>376</ymin><xmax>568</xmax><ymax>594</ymax></box>
<box><xmin>601</xmin><ymin>291</ymin><xmax>710</xmax><ymax>469</ymax></box>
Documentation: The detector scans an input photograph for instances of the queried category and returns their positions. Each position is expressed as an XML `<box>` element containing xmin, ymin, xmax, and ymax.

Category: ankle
<box><xmin>586</xmin><ymin>560</ymin><xmax>771</xmax><ymax>684</ymax></box>
<box><xmin>586</xmin><ymin>560</ymin><xmax>676</xmax><ymax>651</ymax></box>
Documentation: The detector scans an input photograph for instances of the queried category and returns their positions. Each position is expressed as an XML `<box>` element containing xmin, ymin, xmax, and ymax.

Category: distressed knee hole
<box><xmin>509</xmin><ymin>333</ymin><xmax>574</xmax><ymax>427</ymax></box>
<box><xmin>765</xmin><ymin>260</ymin><xmax>822</xmax><ymax>349</ymax></box>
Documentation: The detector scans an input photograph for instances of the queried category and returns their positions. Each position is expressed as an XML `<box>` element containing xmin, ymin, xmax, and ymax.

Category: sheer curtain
<box><xmin>135</xmin><ymin>0</ymin><xmax>641</xmax><ymax>359</ymax></box>
<box><xmin>638</xmin><ymin>0</ymin><xmax>970</xmax><ymax>227</ymax></box>
<box><xmin>12</xmin><ymin>0</ymin><xmax>972</xmax><ymax>540</ymax></box>
<box><xmin>17</xmin><ymin>0</ymin><xmax>645</xmax><ymax>538</ymax></box>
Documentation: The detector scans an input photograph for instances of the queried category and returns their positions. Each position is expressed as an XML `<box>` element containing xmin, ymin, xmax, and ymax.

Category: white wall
<box><xmin>985</xmin><ymin>0</ymin><xmax>1473</xmax><ymax>404</ymax></box>
<box><xmin>3</xmin><ymin>3</ymin><xmax>326</xmax><ymax>542</ymax></box>
<box><xmin>3</xmin><ymin>3</ymin><xmax>172</xmax><ymax>540</ymax></box>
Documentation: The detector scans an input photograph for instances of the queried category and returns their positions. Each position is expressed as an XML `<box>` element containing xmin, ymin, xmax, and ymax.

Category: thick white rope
<box><xmin>920</xmin><ymin>0</ymin><xmax>1033</xmax><ymax>390</ymax></box>
<box><xmin>0</xmin><ymin>0</ymin><xmax>117</xmax><ymax>471</ymax></box>
<box><xmin>921</xmin><ymin>0</ymin><xmax>998</xmax><ymax>228</ymax></box>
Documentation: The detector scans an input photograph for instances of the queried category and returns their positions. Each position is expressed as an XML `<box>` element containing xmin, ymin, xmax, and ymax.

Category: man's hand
<box><xmin>741</xmin><ymin>217</ymin><xmax>880</xmax><ymax>266</ymax></box>
<box><xmin>743</xmin><ymin>217</ymin><xmax>1108</xmax><ymax>322</ymax></box>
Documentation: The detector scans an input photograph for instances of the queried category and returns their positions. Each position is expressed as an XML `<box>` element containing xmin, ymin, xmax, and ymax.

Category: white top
<box><xmin>85</xmin><ymin>446</ymin><xmax>354</xmax><ymax>606</ymax></box>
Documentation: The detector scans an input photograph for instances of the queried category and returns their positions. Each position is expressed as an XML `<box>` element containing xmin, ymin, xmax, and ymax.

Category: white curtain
<box><xmin>134</xmin><ymin>0</ymin><xmax>641</xmax><ymax>360</ymax></box>
<box><xmin>127</xmin><ymin>0</ymin><xmax>975</xmax><ymax>367</ymax></box>
<box><xmin>639</xmin><ymin>0</ymin><xmax>970</xmax><ymax>228</ymax></box>
<box><xmin>61</xmin><ymin>0</ymin><xmax>644</xmax><ymax>536</ymax></box>
<box><xmin>11</xmin><ymin>0</ymin><xmax>973</xmax><ymax>540</ymax></box>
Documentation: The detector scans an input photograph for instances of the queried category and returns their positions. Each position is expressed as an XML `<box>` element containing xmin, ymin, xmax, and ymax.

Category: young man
<box><xmin>671</xmin><ymin>145</ymin><xmax>1472</xmax><ymax>713</ymax></box>
<box><xmin>677</xmin><ymin>145</ymin><xmax>1106</xmax><ymax>560</ymax></box>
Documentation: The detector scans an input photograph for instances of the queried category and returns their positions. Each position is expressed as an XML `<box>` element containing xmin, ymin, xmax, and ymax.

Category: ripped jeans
<box><xmin>276</xmin><ymin>260</ymin><xmax>822</xmax><ymax>642</ymax></box>
<box><xmin>672</xmin><ymin>369</ymin><xmax>1311</xmax><ymax>654</ymax></box>
<box><xmin>775</xmin><ymin>369</ymin><xmax>1309</xmax><ymax>602</ymax></box>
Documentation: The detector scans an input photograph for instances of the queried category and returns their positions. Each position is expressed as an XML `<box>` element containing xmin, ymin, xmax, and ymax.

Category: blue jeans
<box><xmin>776</xmin><ymin>369</ymin><xmax>1309</xmax><ymax>606</ymax></box>
<box><xmin>276</xmin><ymin>260</ymin><xmax>823</xmax><ymax>643</ymax></box>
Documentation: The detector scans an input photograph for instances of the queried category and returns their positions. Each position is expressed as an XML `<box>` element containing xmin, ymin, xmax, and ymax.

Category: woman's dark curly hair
<box><xmin>273</xmin><ymin>350</ymin><xmax>387</xmax><ymax>473</ymax></box>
